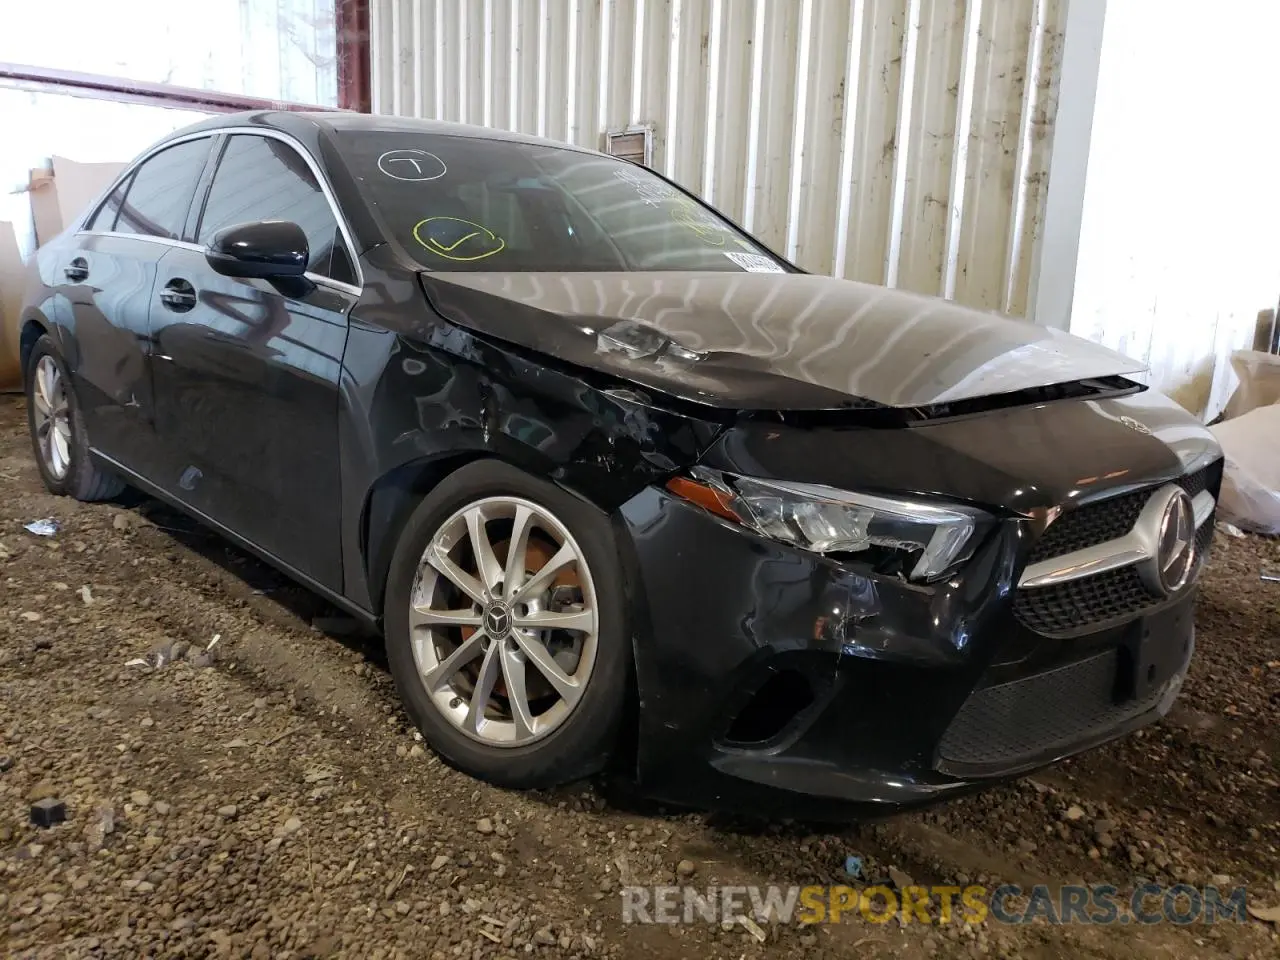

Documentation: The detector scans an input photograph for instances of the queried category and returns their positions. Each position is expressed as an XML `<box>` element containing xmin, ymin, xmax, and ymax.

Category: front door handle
<box><xmin>64</xmin><ymin>257</ymin><xmax>89</xmax><ymax>282</ymax></box>
<box><xmin>159</xmin><ymin>278</ymin><xmax>197</xmax><ymax>312</ymax></box>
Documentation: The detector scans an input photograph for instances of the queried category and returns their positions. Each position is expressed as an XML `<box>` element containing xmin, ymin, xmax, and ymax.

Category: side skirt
<box><xmin>91</xmin><ymin>449</ymin><xmax>381</xmax><ymax>631</ymax></box>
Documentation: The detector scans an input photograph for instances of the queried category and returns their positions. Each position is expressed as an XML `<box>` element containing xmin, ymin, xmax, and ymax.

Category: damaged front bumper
<box><xmin>614</xmin><ymin>486</ymin><xmax>1196</xmax><ymax>820</ymax></box>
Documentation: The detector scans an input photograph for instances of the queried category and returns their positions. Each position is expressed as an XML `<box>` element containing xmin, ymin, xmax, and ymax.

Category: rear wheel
<box><xmin>383</xmin><ymin>461</ymin><xmax>630</xmax><ymax>788</ymax></box>
<box><xmin>25</xmin><ymin>335</ymin><xmax>124</xmax><ymax>501</ymax></box>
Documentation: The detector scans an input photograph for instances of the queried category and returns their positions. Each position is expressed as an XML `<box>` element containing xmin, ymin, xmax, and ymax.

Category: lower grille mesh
<box><xmin>937</xmin><ymin>650</ymin><xmax>1165</xmax><ymax>771</ymax></box>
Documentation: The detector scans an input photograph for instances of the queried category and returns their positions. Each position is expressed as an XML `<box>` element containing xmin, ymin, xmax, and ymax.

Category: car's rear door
<box><xmin>148</xmin><ymin>131</ymin><xmax>359</xmax><ymax>593</ymax></box>
<box><xmin>60</xmin><ymin>136</ymin><xmax>215</xmax><ymax>473</ymax></box>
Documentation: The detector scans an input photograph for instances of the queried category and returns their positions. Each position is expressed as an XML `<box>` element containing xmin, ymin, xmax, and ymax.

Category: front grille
<box><xmin>1180</xmin><ymin>469</ymin><xmax>1209</xmax><ymax>499</ymax></box>
<box><xmin>1027</xmin><ymin>468</ymin><xmax>1209</xmax><ymax>566</ymax></box>
<box><xmin>1027</xmin><ymin>493</ymin><xmax>1145</xmax><ymax>565</ymax></box>
<box><xmin>1016</xmin><ymin>468</ymin><xmax>1215</xmax><ymax>637</ymax></box>
<box><xmin>936</xmin><ymin>650</ymin><xmax>1166</xmax><ymax>772</ymax></box>
<box><xmin>1194</xmin><ymin>511</ymin><xmax>1215</xmax><ymax>561</ymax></box>
<box><xmin>1014</xmin><ymin>566</ymin><xmax>1163</xmax><ymax>637</ymax></box>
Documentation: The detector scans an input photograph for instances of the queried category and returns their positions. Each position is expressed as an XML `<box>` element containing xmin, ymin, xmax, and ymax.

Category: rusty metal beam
<box><xmin>0</xmin><ymin>62</ymin><xmax>334</xmax><ymax>114</ymax></box>
<box><xmin>337</xmin><ymin>0</ymin><xmax>372</xmax><ymax>113</ymax></box>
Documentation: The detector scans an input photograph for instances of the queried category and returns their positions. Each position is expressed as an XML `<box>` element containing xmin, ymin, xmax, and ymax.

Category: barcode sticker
<box><xmin>723</xmin><ymin>251</ymin><xmax>785</xmax><ymax>273</ymax></box>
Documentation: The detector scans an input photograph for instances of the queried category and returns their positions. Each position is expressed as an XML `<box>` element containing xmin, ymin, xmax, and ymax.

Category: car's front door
<box><xmin>148</xmin><ymin>132</ymin><xmax>359</xmax><ymax>592</ymax></box>
<box><xmin>59</xmin><ymin>136</ymin><xmax>214</xmax><ymax>473</ymax></box>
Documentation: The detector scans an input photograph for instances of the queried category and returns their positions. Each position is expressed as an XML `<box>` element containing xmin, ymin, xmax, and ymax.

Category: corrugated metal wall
<box><xmin>368</xmin><ymin>0</ymin><xmax>1067</xmax><ymax>317</ymax></box>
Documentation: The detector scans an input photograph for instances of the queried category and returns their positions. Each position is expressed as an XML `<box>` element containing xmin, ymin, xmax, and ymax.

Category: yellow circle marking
<box><xmin>412</xmin><ymin>217</ymin><xmax>507</xmax><ymax>261</ymax></box>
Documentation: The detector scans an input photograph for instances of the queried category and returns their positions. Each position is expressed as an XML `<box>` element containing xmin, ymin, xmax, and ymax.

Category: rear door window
<box><xmin>84</xmin><ymin>174</ymin><xmax>133</xmax><ymax>232</ymax></box>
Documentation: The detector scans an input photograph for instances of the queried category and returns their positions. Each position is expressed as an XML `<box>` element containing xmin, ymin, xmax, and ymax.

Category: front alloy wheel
<box><xmin>410</xmin><ymin>496</ymin><xmax>599</xmax><ymax>745</ymax></box>
<box><xmin>382</xmin><ymin>460</ymin><xmax>629</xmax><ymax>789</ymax></box>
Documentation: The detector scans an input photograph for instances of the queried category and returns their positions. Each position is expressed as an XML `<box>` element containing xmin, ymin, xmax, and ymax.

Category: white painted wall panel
<box><xmin>0</xmin><ymin>90</ymin><xmax>208</xmax><ymax>262</ymax></box>
<box><xmin>369</xmin><ymin>0</ymin><xmax>1066</xmax><ymax>315</ymax></box>
<box><xmin>0</xmin><ymin>0</ymin><xmax>338</xmax><ymax>106</ymax></box>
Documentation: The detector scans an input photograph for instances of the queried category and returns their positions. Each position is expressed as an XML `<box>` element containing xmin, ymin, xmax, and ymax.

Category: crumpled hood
<box><xmin>419</xmin><ymin>271</ymin><xmax>1146</xmax><ymax>410</ymax></box>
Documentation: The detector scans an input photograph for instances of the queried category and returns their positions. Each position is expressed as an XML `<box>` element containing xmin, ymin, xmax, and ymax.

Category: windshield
<box><xmin>335</xmin><ymin>131</ymin><xmax>790</xmax><ymax>274</ymax></box>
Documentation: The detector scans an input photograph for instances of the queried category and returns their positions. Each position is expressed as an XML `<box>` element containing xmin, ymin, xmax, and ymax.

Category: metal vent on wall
<box><xmin>604</xmin><ymin>125</ymin><xmax>653</xmax><ymax>167</ymax></box>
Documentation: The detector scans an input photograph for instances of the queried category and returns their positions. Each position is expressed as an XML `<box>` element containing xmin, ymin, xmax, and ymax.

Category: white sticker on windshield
<box><xmin>378</xmin><ymin>149</ymin><xmax>448</xmax><ymax>181</ymax></box>
<box><xmin>723</xmin><ymin>251</ymin><xmax>785</xmax><ymax>273</ymax></box>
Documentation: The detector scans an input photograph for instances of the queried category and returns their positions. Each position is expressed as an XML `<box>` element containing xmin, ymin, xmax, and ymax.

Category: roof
<box><xmin>175</xmin><ymin>110</ymin><xmax>597</xmax><ymax>154</ymax></box>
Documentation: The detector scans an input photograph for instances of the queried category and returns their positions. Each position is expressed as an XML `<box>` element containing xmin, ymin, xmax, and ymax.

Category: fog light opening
<box><xmin>724</xmin><ymin>671</ymin><xmax>815</xmax><ymax>745</ymax></box>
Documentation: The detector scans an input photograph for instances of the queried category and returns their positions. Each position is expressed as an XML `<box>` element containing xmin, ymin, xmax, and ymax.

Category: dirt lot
<box><xmin>0</xmin><ymin>392</ymin><xmax>1277</xmax><ymax>959</ymax></box>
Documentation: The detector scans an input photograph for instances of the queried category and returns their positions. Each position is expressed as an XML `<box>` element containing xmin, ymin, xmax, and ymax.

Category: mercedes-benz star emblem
<box><xmin>484</xmin><ymin>602</ymin><xmax>513</xmax><ymax>639</ymax></box>
<box><xmin>1154</xmin><ymin>490</ymin><xmax>1195</xmax><ymax>594</ymax></box>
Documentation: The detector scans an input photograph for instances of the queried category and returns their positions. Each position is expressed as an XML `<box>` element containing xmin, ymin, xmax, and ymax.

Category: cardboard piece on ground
<box><xmin>29</xmin><ymin>156</ymin><xmax>126</xmax><ymax>247</ymax></box>
<box><xmin>0</xmin><ymin>221</ymin><xmax>25</xmax><ymax>392</ymax></box>
<box><xmin>1221</xmin><ymin>349</ymin><xmax>1280</xmax><ymax>421</ymax></box>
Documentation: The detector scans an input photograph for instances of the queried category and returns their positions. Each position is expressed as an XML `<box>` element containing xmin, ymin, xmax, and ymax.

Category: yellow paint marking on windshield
<box><xmin>433</xmin><ymin>231</ymin><xmax>481</xmax><ymax>252</ymax></box>
<box><xmin>670</xmin><ymin>199</ymin><xmax>727</xmax><ymax>246</ymax></box>
<box><xmin>412</xmin><ymin>217</ymin><xmax>506</xmax><ymax>261</ymax></box>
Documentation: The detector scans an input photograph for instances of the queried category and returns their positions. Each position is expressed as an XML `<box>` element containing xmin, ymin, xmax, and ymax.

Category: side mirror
<box><xmin>205</xmin><ymin>220</ymin><xmax>308</xmax><ymax>280</ymax></box>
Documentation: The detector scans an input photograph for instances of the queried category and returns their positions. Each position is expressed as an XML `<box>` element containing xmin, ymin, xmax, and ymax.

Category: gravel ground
<box><xmin>0</xmin><ymin>392</ymin><xmax>1278</xmax><ymax>959</ymax></box>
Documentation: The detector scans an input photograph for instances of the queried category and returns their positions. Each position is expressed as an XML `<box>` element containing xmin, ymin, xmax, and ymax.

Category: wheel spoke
<box><xmin>500</xmin><ymin>644</ymin><xmax>535</xmax><ymax>740</ymax></box>
<box><xmin>511</xmin><ymin>542</ymin><xmax>576</xmax><ymax>601</ymax></box>
<box><xmin>52</xmin><ymin>428</ymin><xmax>70</xmax><ymax>468</ymax></box>
<box><xmin>33</xmin><ymin>367</ymin><xmax>50</xmax><ymax>409</ymax></box>
<box><xmin>515</xmin><ymin>608</ymin><xmax>594</xmax><ymax>634</ymax></box>
<box><xmin>42</xmin><ymin>363</ymin><xmax>59</xmax><ymax>411</ymax></box>
<box><xmin>463</xmin><ymin>642</ymin><xmax>502</xmax><ymax>734</ymax></box>
<box><xmin>503</xmin><ymin>504</ymin><xmax>535</xmax><ymax>594</ymax></box>
<box><xmin>465</xmin><ymin>507</ymin><xmax>504</xmax><ymax>592</ymax></box>
<box><xmin>513</xmin><ymin>631</ymin><xmax>582</xmax><ymax>705</ymax></box>
<box><xmin>422</xmin><ymin>630</ymin><xmax>486</xmax><ymax>691</ymax></box>
<box><xmin>412</xmin><ymin>605</ymin><xmax>482</xmax><ymax>627</ymax></box>
<box><xmin>32</xmin><ymin>390</ymin><xmax>51</xmax><ymax>418</ymax></box>
<box><xmin>426</xmin><ymin>546</ymin><xmax>488</xmax><ymax>605</ymax></box>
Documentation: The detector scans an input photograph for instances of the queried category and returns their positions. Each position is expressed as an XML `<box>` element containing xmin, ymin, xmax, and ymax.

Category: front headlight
<box><xmin>667</xmin><ymin>469</ymin><xmax>986</xmax><ymax>582</ymax></box>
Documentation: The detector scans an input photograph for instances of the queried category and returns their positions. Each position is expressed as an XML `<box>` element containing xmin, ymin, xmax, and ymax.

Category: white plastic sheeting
<box><xmin>1072</xmin><ymin>0</ymin><xmax>1280</xmax><ymax>419</ymax></box>
<box><xmin>368</xmin><ymin>0</ymin><xmax>1069</xmax><ymax>317</ymax></box>
<box><xmin>1211</xmin><ymin>407</ymin><xmax>1280</xmax><ymax>535</ymax></box>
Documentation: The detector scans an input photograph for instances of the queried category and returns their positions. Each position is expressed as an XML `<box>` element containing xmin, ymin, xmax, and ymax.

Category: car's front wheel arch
<box><xmin>361</xmin><ymin>452</ymin><xmax>489</xmax><ymax>618</ymax></box>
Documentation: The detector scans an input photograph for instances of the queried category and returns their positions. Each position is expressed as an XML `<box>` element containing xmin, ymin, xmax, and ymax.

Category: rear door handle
<box><xmin>159</xmin><ymin>278</ymin><xmax>197</xmax><ymax>312</ymax></box>
<box><xmin>64</xmin><ymin>258</ymin><xmax>89</xmax><ymax>282</ymax></box>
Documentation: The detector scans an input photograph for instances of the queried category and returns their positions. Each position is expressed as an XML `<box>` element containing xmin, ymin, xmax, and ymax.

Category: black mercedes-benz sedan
<box><xmin>18</xmin><ymin>111</ymin><xmax>1222</xmax><ymax>817</ymax></box>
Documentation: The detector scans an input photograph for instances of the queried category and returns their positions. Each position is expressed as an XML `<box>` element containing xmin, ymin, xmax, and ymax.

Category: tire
<box><xmin>25</xmin><ymin>334</ymin><xmax>125</xmax><ymax>502</ymax></box>
<box><xmin>383</xmin><ymin>460</ymin><xmax>631</xmax><ymax>789</ymax></box>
